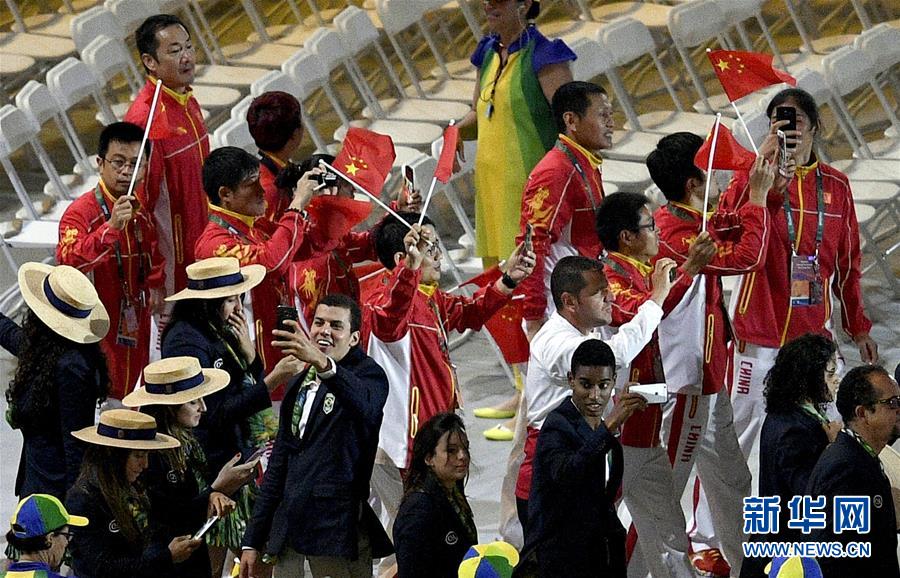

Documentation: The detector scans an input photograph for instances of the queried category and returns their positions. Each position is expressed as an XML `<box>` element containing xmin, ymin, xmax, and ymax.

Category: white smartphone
<box><xmin>630</xmin><ymin>383</ymin><xmax>668</xmax><ymax>404</ymax></box>
<box><xmin>192</xmin><ymin>515</ymin><xmax>219</xmax><ymax>541</ymax></box>
<box><xmin>402</xmin><ymin>165</ymin><xmax>415</xmax><ymax>201</ymax></box>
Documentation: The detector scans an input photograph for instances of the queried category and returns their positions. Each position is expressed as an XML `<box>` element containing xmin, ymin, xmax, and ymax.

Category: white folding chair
<box><xmin>0</xmin><ymin>31</ymin><xmax>77</xmax><ymax>62</ymax></box>
<box><xmin>46</xmin><ymin>57</ymin><xmax>117</xmax><ymax>127</ymax></box>
<box><xmin>6</xmin><ymin>0</ymin><xmax>75</xmax><ymax>37</ymax></box>
<box><xmin>853</xmin><ymin>23</ymin><xmax>900</xmax><ymax>144</ymax></box>
<box><xmin>212</xmin><ymin>117</ymin><xmax>256</xmax><ymax>153</ymax></box>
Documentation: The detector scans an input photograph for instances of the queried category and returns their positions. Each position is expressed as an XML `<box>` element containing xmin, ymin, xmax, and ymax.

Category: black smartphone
<box><xmin>668</xmin><ymin>268</ymin><xmax>677</xmax><ymax>283</ymax></box>
<box><xmin>775</xmin><ymin>106</ymin><xmax>797</xmax><ymax>149</ymax></box>
<box><xmin>524</xmin><ymin>223</ymin><xmax>533</xmax><ymax>254</ymax></box>
<box><xmin>276</xmin><ymin>305</ymin><xmax>299</xmax><ymax>333</ymax></box>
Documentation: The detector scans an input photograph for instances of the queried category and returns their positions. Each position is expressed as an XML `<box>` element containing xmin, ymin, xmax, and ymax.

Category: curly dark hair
<box><xmin>6</xmin><ymin>310</ymin><xmax>109</xmax><ymax>430</ymax></box>
<box><xmin>763</xmin><ymin>333</ymin><xmax>836</xmax><ymax>414</ymax></box>
<box><xmin>404</xmin><ymin>412</ymin><xmax>469</xmax><ymax>496</ymax></box>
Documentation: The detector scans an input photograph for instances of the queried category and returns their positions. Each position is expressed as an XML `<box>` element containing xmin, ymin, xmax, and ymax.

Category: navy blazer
<box><xmin>243</xmin><ymin>346</ymin><xmax>392</xmax><ymax>559</ymax></box>
<box><xmin>162</xmin><ymin>319</ymin><xmax>271</xmax><ymax>477</ymax></box>
<box><xmin>742</xmin><ymin>407</ymin><xmax>830</xmax><ymax>578</ymax></box>
<box><xmin>0</xmin><ymin>314</ymin><xmax>102</xmax><ymax>499</ymax></box>
<box><xmin>394</xmin><ymin>475</ymin><xmax>477</xmax><ymax>578</ymax></box>
<box><xmin>520</xmin><ymin>398</ymin><xmax>626</xmax><ymax>578</ymax></box>
<box><xmin>66</xmin><ymin>480</ymin><xmax>175</xmax><ymax>578</ymax></box>
<box><xmin>807</xmin><ymin>431</ymin><xmax>900</xmax><ymax>578</ymax></box>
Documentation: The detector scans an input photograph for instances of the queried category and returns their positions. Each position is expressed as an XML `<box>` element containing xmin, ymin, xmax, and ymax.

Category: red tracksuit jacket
<box><xmin>125</xmin><ymin>79</ymin><xmax>209</xmax><ymax>293</ymax></box>
<box><xmin>718</xmin><ymin>159</ymin><xmax>871</xmax><ymax>348</ymax></box>
<box><xmin>57</xmin><ymin>182</ymin><xmax>165</xmax><ymax>399</ymax></box>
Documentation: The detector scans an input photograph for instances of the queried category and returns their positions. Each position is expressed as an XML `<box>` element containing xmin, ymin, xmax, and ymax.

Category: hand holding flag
<box><xmin>693</xmin><ymin>121</ymin><xmax>756</xmax><ymax>172</ymax></box>
<box><xmin>418</xmin><ymin>121</ymin><xmax>459</xmax><ymax>227</ymax></box>
<box><xmin>332</xmin><ymin>128</ymin><xmax>395</xmax><ymax>196</ymax></box>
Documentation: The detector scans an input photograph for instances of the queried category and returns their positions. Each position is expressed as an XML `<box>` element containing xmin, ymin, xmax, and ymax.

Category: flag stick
<box><xmin>127</xmin><ymin>79</ymin><xmax>163</xmax><ymax>199</ymax></box>
<box><xmin>318</xmin><ymin>160</ymin><xmax>414</xmax><ymax>230</ymax></box>
<box><xmin>418</xmin><ymin>119</ymin><xmax>456</xmax><ymax>227</ymax></box>
<box><xmin>702</xmin><ymin>113</ymin><xmax>722</xmax><ymax>234</ymax></box>
<box><xmin>730</xmin><ymin>102</ymin><xmax>759</xmax><ymax>155</ymax></box>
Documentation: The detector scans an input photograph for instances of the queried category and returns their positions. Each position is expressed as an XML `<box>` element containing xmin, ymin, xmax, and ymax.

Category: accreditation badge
<box><xmin>116</xmin><ymin>298</ymin><xmax>139</xmax><ymax>348</ymax></box>
<box><xmin>790</xmin><ymin>254</ymin><xmax>823</xmax><ymax>307</ymax></box>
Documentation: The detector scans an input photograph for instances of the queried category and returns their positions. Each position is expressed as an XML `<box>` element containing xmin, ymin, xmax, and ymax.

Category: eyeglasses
<box><xmin>54</xmin><ymin>531</ymin><xmax>74</xmax><ymax>543</ymax></box>
<box><xmin>102</xmin><ymin>157</ymin><xmax>144</xmax><ymax>173</ymax></box>
<box><xmin>633</xmin><ymin>217</ymin><xmax>656</xmax><ymax>232</ymax></box>
<box><xmin>873</xmin><ymin>396</ymin><xmax>900</xmax><ymax>410</ymax></box>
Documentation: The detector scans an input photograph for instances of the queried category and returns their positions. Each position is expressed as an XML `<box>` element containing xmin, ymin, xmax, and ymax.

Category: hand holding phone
<box><xmin>193</xmin><ymin>515</ymin><xmax>219</xmax><ymax>541</ymax></box>
<box><xmin>524</xmin><ymin>223</ymin><xmax>533</xmax><ymax>254</ymax></box>
<box><xmin>776</xmin><ymin>130</ymin><xmax>790</xmax><ymax>177</ymax></box>
<box><xmin>276</xmin><ymin>305</ymin><xmax>299</xmax><ymax>333</ymax></box>
<box><xmin>402</xmin><ymin>165</ymin><xmax>415</xmax><ymax>202</ymax></box>
<box><xmin>775</xmin><ymin>106</ymin><xmax>797</xmax><ymax>149</ymax></box>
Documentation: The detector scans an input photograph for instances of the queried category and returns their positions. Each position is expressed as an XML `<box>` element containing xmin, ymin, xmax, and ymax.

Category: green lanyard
<box><xmin>555</xmin><ymin>139</ymin><xmax>600</xmax><ymax>212</ymax></box>
<box><xmin>209</xmin><ymin>212</ymin><xmax>248</xmax><ymax>241</ymax></box>
<box><xmin>783</xmin><ymin>168</ymin><xmax>825</xmax><ymax>258</ymax></box>
<box><xmin>799</xmin><ymin>402</ymin><xmax>828</xmax><ymax>425</ymax></box>
<box><xmin>844</xmin><ymin>428</ymin><xmax>878</xmax><ymax>458</ymax></box>
<box><xmin>94</xmin><ymin>188</ymin><xmax>146</xmax><ymax>300</ymax></box>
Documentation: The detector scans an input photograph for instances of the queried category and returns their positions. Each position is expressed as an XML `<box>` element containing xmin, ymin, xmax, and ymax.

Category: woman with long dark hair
<box><xmin>741</xmin><ymin>333</ymin><xmax>839</xmax><ymax>578</ymax></box>
<box><xmin>66</xmin><ymin>409</ymin><xmax>200</xmax><ymax>578</ymax></box>
<box><xmin>124</xmin><ymin>356</ymin><xmax>250</xmax><ymax>578</ymax></box>
<box><xmin>161</xmin><ymin>257</ymin><xmax>299</xmax><ymax>572</ymax></box>
<box><xmin>1</xmin><ymin>263</ymin><xmax>110</xmax><ymax>500</ymax></box>
<box><xmin>394</xmin><ymin>412</ymin><xmax>477</xmax><ymax>577</ymax></box>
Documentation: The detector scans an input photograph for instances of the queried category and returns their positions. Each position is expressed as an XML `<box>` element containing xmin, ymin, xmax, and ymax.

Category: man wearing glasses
<box><xmin>57</xmin><ymin>122</ymin><xmax>166</xmax><ymax>400</ymax></box>
<box><xmin>125</xmin><ymin>13</ymin><xmax>209</xmax><ymax>295</ymax></box>
<box><xmin>594</xmin><ymin>192</ymin><xmax>715</xmax><ymax>578</ymax></box>
<box><xmin>807</xmin><ymin>365</ymin><xmax>900</xmax><ymax>576</ymax></box>
<box><xmin>5</xmin><ymin>494</ymin><xmax>88</xmax><ymax>578</ymax></box>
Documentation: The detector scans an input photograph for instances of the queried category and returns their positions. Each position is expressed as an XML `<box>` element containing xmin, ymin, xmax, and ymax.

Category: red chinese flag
<box><xmin>694</xmin><ymin>122</ymin><xmax>756</xmax><ymax>171</ymax></box>
<box><xmin>306</xmin><ymin>195</ymin><xmax>373</xmax><ymax>242</ymax></box>
<box><xmin>462</xmin><ymin>267</ymin><xmax>530</xmax><ymax>364</ymax></box>
<box><xmin>333</xmin><ymin>128</ymin><xmax>396</xmax><ymax>196</ymax></box>
<box><xmin>707</xmin><ymin>49</ymin><xmax>796</xmax><ymax>102</ymax></box>
<box><xmin>434</xmin><ymin>124</ymin><xmax>459</xmax><ymax>184</ymax></box>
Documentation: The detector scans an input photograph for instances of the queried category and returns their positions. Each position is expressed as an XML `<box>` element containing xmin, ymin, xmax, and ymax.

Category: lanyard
<box><xmin>843</xmin><ymin>428</ymin><xmax>878</xmax><ymax>458</ymax></box>
<box><xmin>94</xmin><ymin>187</ymin><xmax>146</xmax><ymax>297</ymax></box>
<box><xmin>783</xmin><ymin>168</ymin><xmax>825</xmax><ymax>258</ymax></box>
<box><xmin>555</xmin><ymin>139</ymin><xmax>600</xmax><ymax>212</ymax></box>
<box><xmin>799</xmin><ymin>402</ymin><xmax>829</xmax><ymax>425</ymax></box>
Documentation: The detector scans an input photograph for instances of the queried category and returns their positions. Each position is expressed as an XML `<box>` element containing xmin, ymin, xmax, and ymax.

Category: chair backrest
<box><xmin>105</xmin><ymin>0</ymin><xmax>156</xmax><ymax>35</ymax></box>
<box><xmin>213</xmin><ymin>117</ymin><xmax>255</xmax><ymax>153</ymax></box>
<box><xmin>667</xmin><ymin>0</ymin><xmax>726</xmax><ymax>48</ymax></box>
<box><xmin>333</xmin><ymin>5</ymin><xmax>380</xmax><ymax>56</ymax></box>
<box><xmin>14</xmin><ymin>81</ymin><xmax>60</xmax><ymax>131</ymax></box>
<box><xmin>305</xmin><ymin>28</ymin><xmax>350</xmax><ymax>73</ymax></box>
<box><xmin>714</xmin><ymin>0</ymin><xmax>762</xmax><ymax>25</ymax></box>
<box><xmin>250</xmin><ymin>70</ymin><xmax>303</xmax><ymax>98</ymax></box>
<box><xmin>0</xmin><ymin>105</ymin><xmax>38</xmax><ymax>157</ymax></box>
<box><xmin>46</xmin><ymin>58</ymin><xmax>102</xmax><ymax>109</ymax></box>
<box><xmin>375</xmin><ymin>0</ymin><xmax>423</xmax><ymax>36</ymax></box>
<box><xmin>568</xmin><ymin>37</ymin><xmax>615</xmax><ymax>82</ymax></box>
<box><xmin>70</xmin><ymin>6</ymin><xmax>126</xmax><ymax>51</ymax></box>
<box><xmin>231</xmin><ymin>95</ymin><xmax>253</xmax><ymax>121</ymax></box>
<box><xmin>600</xmin><ymin>17</ymin><xmax>657</xmax><ymax>67</ymax></box>
<box><xmin>854</xmin><ymin>23</ymin><xmax>900</xmax><ymax>72</ymax></box>
<box><xmin>822</xmin><ymin>46</ymin><xmax>877</xmax><ymax>96</ymax></box>
<box><xmin>282</xmin><ymin>48</ymin><xmax>330</xmax><ymax>99</ymax></box>
<box><xmin>81</xmin><ymin>35</ymin><xmax>140</xmax><ymax>89</ymax></box>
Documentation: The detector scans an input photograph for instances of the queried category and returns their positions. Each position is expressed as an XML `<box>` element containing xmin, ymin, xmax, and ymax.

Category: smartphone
<box><xmin>668</xmin><ymin>267</ymin><xmax>677</xmax><ymax>283</ymax></box>
<box><xmin>192</xmin><ymin>515</ymin><xmax>219</xmax><ymax>541</ymax></box>
<box><xmin>776</xmin><ymin>130</ymin><xmax>789</xmax><ymax>175</ymax></box>
<box><xmin>524</xmin><ymin>223</ymin><xmax>533</xmax><ymax>254</ymax></box>
<box><xmin>630</xmin><ymin>383</ymin><xmax>668</xmax><ymax>404</ymax></box>
<box><xmin>402</xmin><ymin>164</ymin><xmax>415</xmax><ymax>201</ymax></box>
<box><xmin>775</xmin><ymin>106</ymin><xmax>796</xmax><ymax>149</ymax></box>
<box><xmin>276</xmin><ymin>305</ymin><xmax>299</xmax><ymax>333</ymax></box>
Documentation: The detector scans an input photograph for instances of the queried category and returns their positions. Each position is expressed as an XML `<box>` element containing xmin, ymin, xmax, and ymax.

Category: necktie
<box><xmin>291</xmin><ymin>367</ymin><xmax>317</xmax><ymax>436</ymax></box>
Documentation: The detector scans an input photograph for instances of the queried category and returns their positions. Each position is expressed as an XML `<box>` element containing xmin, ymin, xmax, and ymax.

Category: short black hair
<box><xmin>646</xmin><ymin>132</ymin><xmax>705</xmax><ymax>203</ymax></box>
<box><xmin>98</xmin><ymin>121</ymin><xmax>150</xmax><ymax>160</ymax></box>
<box><xmin>135</xmin><ymin>14</ymin><xmax>189</xmax><ymax>73</ymax></box>
<box><xmin>595</xmin><ymin>192</ymin><xmax>650</xmax><ymax>252</ymax></box>
<box><xmin>571</xmin><ymin>339</ymin><xmax>616</xmax><ymax>374</ymax></box>
<box><xmin>317</xmin><ymin>293</ymin><xmax>361</xmax><ymax>333</ymax></box>
<box><xmin>766</xmin><ymin>88</ymin><xmax>820</xmax><ymax>133</ymax></box>
<box><xmin>373</xmin><ymin>212</ymin><xmax>435</xmax><ymax>269</ymax></box>
<box><xmin>551</xmin><ymin>81</ymin><xmax>607</xmax><ymax>134</ymax></box>
<box><xmin>202</xmin><ymin>146</ymin><xmax>260</xmax><ymax>205</ymax></box>
<box><xmin>5</xmin><ymin>529</ymin><xmax>51</xmax><ymax>554</ymax></box>
<box><xmin>550</xmin><ymin>255</ymin><xmax>605</xmax><ymax>309</ymax></box>
<box><xmin>836</xmin><ymin>365</ymin><xmax>891</xmax><ymax>424</ymax></box>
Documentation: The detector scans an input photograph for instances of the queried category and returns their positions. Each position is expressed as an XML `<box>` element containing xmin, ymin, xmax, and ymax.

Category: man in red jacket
<box><xmin>362</xmin><ymin>214</ymin><xmax>535</xmax><ymax>533</ymax></box>
<box><xmin>125</xmin><ymin>13</ymin><xmax>208</xmax><ymax>295</ymax></box>
<box><xmin>595</xmin><ymin>192</ymin><xmax>715</xmax><ymax>578</ymax></box>
<box><xmin>647</xmin><ymin>132</ymin><xmax>775</xmax><ymax>577</ymax></box>
<box><xmin>194</xmin><ymin>147</ymin><xmax>320</xmax><ymax>398</ymax></box>
<box><xmin>57</xmin><ymin>122</ymin><xmax>166</xmax><ymax>400</ymax></box>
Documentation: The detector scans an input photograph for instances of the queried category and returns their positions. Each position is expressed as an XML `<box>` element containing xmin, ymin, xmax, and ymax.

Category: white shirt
<box><xmin>297</xmin><ymin>357</ymin><xmax>337</xmax><ymax>440</ymax></box>
<box><xmin>524</xmin><ymin>302</ymin><xmax>664</xmax><ymax>429</ymax></box>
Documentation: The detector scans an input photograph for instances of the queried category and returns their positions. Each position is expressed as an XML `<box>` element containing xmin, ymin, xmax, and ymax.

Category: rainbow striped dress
<box><xmin>471</xmin><ymin>27</ymin><xmax>575</xmax><ymax>260</ymax></box>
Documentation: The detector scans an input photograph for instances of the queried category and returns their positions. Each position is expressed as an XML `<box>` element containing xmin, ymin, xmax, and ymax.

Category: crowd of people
<box><xmin>2</xmin><ymin>2</ymin><xmax>899</xmax><ymax>578</ymax></box>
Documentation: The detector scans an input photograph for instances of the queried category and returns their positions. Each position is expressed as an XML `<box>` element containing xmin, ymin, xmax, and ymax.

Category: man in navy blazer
<box><xmin>240</xmin><ymin>294</ymin><xmax>392</xmax><ymax>578</ymax></box>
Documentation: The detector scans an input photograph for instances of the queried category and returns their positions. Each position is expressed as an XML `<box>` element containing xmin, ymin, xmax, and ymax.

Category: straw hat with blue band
<box><xmin>10</xmin><ymin>494</ymin><xmax>89</xmax><ymax>539</ymax></box>
<box><xmin>18</xmin><ymin>262</ymin><xmax>110</xmax><ymax>344</ymax></box>
<box><xmin>123</xmin><ymin>356</ymin><xmax>229</xmax><ymax>407</ymax></box>
<box><xmin>71</xmin><ymin>409</ymin><xmax>180</xmax><ymax>450</ymax></box>
<box><xmin>165</xmin><ymin>257</ymin><xmax>265</xmax><ymax>301</ymax></box>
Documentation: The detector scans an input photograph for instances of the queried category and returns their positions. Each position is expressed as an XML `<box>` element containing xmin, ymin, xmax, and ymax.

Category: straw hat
<box><xmin>122</xmin><ymin>356</ymin><xmax>229</xmax><ymax>407</ymax></box>
<box><xmin>18</xmin><ymin>263</ymin><xmax>110</xmax><ymax>344</ymax></box>
<box><xmin>166</xmin><ymin>257</ymin><xmax>265</xmax><ymax>301</ymax></box>
<box><xmin>71</xmin><ymin>409</ymin><xmax>179</xmax><ymax>450</ymax></box>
